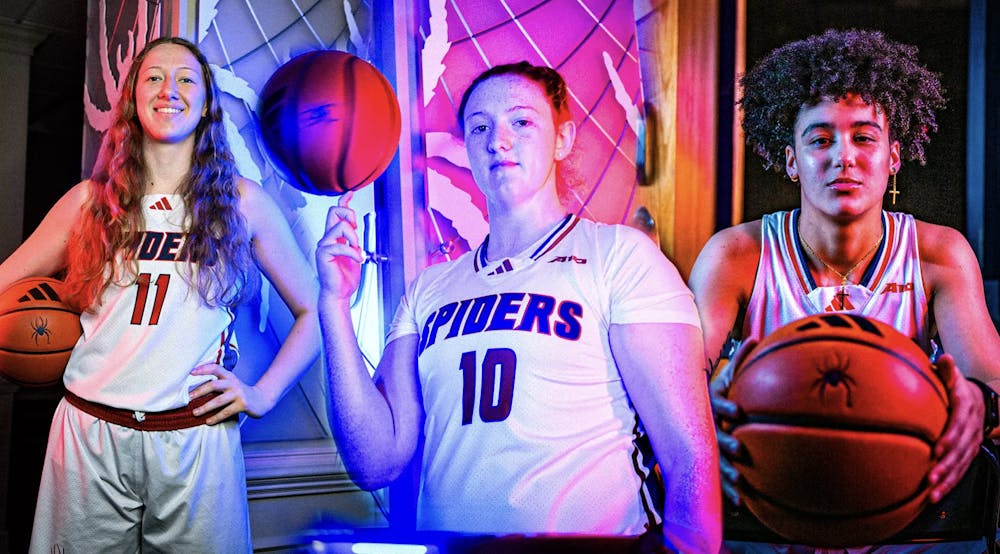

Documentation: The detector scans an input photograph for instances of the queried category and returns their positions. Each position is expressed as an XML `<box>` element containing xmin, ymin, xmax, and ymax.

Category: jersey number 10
<box><xmin>460</xmin><ymin>348</ymin><xmax>516</xmax><ymax>425</ymax></box>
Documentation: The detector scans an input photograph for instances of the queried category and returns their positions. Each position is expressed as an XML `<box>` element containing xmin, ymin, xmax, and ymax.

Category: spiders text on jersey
<box><xmin>418</xmin><ymin>292</ymin><xmax>583</xmax><ymax>355</ymax></box>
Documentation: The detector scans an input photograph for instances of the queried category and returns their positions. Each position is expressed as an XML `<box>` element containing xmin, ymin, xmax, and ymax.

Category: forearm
<box><xmin>658</xmin><ymin>420</ymin><xmax>723</xmax><ymax>552</ymax></box>
<box><xmin>320</xmin><ymin>295</ymin><xmax>409</xmax><ymax>489</ymax></box>
<box><xmin>250</xmin><ymin>306</ymin><xmax>322</xmax><ymax>409</ymax></box>
<box><xmin>610</xmin><ymin>323</ymin><xmax>723</xmax><ymax>550</ymax></box>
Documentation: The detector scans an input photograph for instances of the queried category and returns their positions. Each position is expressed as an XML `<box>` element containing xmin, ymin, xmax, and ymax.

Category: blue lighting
<box><xmin>350</xmin><ymin>543</ymin><xmax>428</xmax><ymax>554</ymax></box>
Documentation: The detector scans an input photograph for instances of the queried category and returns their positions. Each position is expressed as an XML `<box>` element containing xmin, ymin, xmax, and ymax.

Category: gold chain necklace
<box><xmin>799</xmin><ymin>229</ymin><xmax>884</xmax><ymax>291</ymax></box>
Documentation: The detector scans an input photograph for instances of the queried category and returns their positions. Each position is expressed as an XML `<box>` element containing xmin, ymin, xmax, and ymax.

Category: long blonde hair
<box><xmin>64</xmin><ymin>37</ymin><xmax>258</xmax><ymax>312</ymax></box>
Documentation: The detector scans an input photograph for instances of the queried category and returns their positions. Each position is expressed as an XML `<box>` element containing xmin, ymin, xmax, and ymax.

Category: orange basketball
<box><xmin>726</xmin><ymin>313</ymin><xmax>948</xmax><ymax>546</ymax></box>
<box><xmin>0</xmin><ymin>277</ymin><xmax>81</xmax><ymax>387</ymax></box>
<box><xmin>258</xmin><ymin>50</ymin><xmax>401</xmax><ymax>196</ymax></box>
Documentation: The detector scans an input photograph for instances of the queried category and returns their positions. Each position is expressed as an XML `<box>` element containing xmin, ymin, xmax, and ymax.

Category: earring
<box><xmin>790</xmin><ymin>174</ymin><xmax>799</xmax><ymax>183</ymax></box>
<box><xmin>889</xmin><ymin>171</ymin><xmax>899</xmax><ymax>205</ymax></box>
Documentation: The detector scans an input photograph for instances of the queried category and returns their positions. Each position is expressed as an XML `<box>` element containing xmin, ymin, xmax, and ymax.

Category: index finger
<box><xmin>190</xmin><ymin>362</ymin><xmax>226</xmax><ymax>377</ymax></box>
<box><xmin>325</xmin><ymin>200</ymin><xmax>358</xmax><ymax>231</ymax></box>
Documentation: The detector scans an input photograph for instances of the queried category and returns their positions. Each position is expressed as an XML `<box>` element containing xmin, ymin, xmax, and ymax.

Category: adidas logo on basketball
<box><xmin>18</xmin><ymin>282</ymin><xmax>62</xmax><ymax>303</ymax></box>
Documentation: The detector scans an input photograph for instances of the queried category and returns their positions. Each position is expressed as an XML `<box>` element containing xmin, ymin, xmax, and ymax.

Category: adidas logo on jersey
<box><xmin>548</xmin><ymin>255</ymin><xmax>587</xmax><ymax>264</ymax></box>
<box><xmin>487</xmin><ymin>259</ymin><xmax>514</xmax><ymax>276</ymax></box>
<box><xmin>824</xmin><ymin>290</ymin><xmax>855</xmax><ymax>312</ymax></box>
<box><xmin>149</xmin><ymin>197</ymin><xmax>174</xmax><ymax>210</ymax></box>
<box><xmin>18</xmin><ymin>282</ymin><xmax>62</xmax><ymax>303</ymax></box>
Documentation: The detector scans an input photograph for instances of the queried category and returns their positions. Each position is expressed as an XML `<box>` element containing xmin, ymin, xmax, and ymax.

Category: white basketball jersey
<box><xmin>63</xmin><ymin>195</ymin><xmax>237</xmax><ymax>411</ymax></box>
<box><xmin>387</xmin><ymin>214</ymin><xmax>701</xmax><ymax>535</ymax></box>
<box><xmin>744</xmin><ymin>210</ymin><xmax>931</xmax><ymax>350</ymax></box>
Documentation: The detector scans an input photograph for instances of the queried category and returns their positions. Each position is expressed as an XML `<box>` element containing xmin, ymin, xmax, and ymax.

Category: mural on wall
<box><xmin>415</xmin><ymin>0</ymin><xmax>645</xmax><ymax>263</ymax></box>
<box><xmin>83</xmin><ymin>0</ymin><xmax>158</xmax><ymax>177</ymax></box>
<box><xmin>82</xmin><ymin>0</ymin><xmax>380</xmax><ymax>444</ymax></box>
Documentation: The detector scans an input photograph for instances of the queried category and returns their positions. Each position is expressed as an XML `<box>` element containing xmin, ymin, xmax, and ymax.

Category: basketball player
<box><xmin>0</xmin><ymin>37</ymin><xmax>320</xmax><ymax>552</ymax></box>
<box><xmin>317</xmin><ymin>62</ymin><xmax>721</xmax><ymax>551</ymax></box>
<box><xmin>689</xmin><ymin>28</ymin><xmax>1000</xmax><ymax>550</ymax></box>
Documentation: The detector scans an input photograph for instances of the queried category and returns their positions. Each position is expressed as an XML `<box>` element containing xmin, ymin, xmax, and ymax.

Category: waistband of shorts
<box><xmin>63</xmin><ymin>389</ymin><xmax>233</xmax><ymax>431</ymax></box>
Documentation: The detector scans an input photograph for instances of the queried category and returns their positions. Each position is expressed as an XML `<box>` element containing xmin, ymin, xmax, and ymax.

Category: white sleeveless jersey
<box><xmin>63</xmin><ymin>194</ymin><xmax>238</xmax><ymax>412</ymax></box>
<box><xmin>387</xmin><ymin>214</ymin><xmax>701</xmax><ymax>535</ymax></box>
<box><xmin>744</xmin><ymin>210</ymin><xmax>931</xmax><ymax>350</ymax></box>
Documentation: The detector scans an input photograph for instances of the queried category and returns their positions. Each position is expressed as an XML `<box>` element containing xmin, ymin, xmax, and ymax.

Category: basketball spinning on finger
<box><xmin>0</xmin><ymin>277</ymin><xmax>82</xmax><ymax>387</ymax></box>
<box><xmin>258</xmin><ymin>50</ymin><xmax>402</xmax><ymax>196</ymax></box>
<box><xmin>725</xmin><ymin>313</ymin><xmax>948</xmax><ymax>546</ymax></box>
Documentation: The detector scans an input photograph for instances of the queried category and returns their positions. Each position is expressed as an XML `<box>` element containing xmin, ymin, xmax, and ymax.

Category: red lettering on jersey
<box><xmin>880</xmin><ymin>282</ymin><xmax>913</xmax><ymax>294</ymax></box>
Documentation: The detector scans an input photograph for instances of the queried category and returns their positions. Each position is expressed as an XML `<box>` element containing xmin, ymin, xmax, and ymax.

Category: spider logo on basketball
<box><xmin>30</xmin><ymin>316</ymin><xmax>52</xmax><ymax>345</ymax></box>
<box><xmin>811</xmin><ymin>365</ymin><xmax>857</xmax><ymax>407</ymax></box>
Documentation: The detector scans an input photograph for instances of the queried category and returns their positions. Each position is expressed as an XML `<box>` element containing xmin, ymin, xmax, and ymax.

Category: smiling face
<box><xmin>134</xmin><ymin>43</ymin><xmax>208</xmax><ymax>146</ymax></box>
<box><xmin>462</xmin><ymin>74</ymin><xmax>574</xmax><ymax>211</ymax></box>
<box><xmin>785</xmin><ymin>93</ymin><xmax>901</xmax><ymax>219</ymax></box>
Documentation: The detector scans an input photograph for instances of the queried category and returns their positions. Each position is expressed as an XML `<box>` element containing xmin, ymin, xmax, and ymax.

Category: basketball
<box><xmin>257</xmin><ymin>50</ymin><xmax>401</xmax><ymax>196</ymax></box>
<box><xmin>726</xmin><ymin>313</ymin><xmax>948</xmax><ymax>546</ymax></box>
<box><xmin>0</xmin><ymin>277</ymin><xmax>82</xmax><ymax>387</ymax></box>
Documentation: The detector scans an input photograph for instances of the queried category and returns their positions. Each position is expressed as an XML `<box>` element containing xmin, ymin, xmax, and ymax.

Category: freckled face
<box><xmin>786</xmin><ymin>93</ymin><xmax>901</xmax><ymax>219</ymax></box>
<box><xmin>462</xmin><ymin>74</ymin><xmax>569</xmax><ymax>209</ymax></box>
<box><xmin>134</xmin><ymin>43</ymin><xmax>208</xmax><ymax>145</ymax></box>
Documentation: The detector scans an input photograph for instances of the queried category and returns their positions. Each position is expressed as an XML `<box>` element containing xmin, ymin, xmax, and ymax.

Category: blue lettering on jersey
<box><xmin>515</xmin><ymin>294</ymin><xmax>556</xmax><ymax>334</ymax></box>
<box><xmin>446</xmin><ymin>299</ymin><xmax>473</xmax><ymax>339</ymax></box>
<box><xmin>554</xmin><ymin>301</ymin><xmax>583</xmax><ymax>340</ymax></box>
<box><xmin>462</xmin><ymin>295</ymin><xmax>498</xmax><ymax>335</ymax></box>
<box><xmin>137</xmin><ymin>232</ymin><xmax>163</xmax><ymax>260</ymax></box>
<box><xmin>158</xmin><ymin>232</ymin><xmax>185</xmax><ymax>261</ymax></box>
<box><xmin>136</xmin><ymin>231</ymin><xmax>188</xmax><ymax>261</ymax></box>
<box><xmin>486</xmin><ymin>292</ymin><xmax>525</xmax><ymax>331</ymax></box>
<box><xmin>418</xmin><ymin>292</ymin><xmax>584</xmax><ymax>355</ymax></box>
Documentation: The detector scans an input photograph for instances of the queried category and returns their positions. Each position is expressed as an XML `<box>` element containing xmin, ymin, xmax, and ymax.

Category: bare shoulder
<box><xmin>914</xmin><ymin>219</ymin><xmax>977</xmax><ymax>269</ymax></box>
<box><xmin>689</xmin><ymin>219</ymin><xmax>763</xmax><ymax>307</ymax></box>
<box><xmin>691</xmin><ymin>220</ymin><xmax>763</xmax><ymax>279</ymax></box>
<box><xmin>914</xmin><ymin>219</ymin><xmax>983</xmax><ymax>298</ymax></box>
<box><xmin>41</xmin><ymin>180</ymin><xmax>95</xmax><ymax>220</ymax></box>
<box><xmin>65</xmin><ymin>180</ymin><xmax>95</xmax><ymax>208</ymax></box>
<box><xmin>706</xmin><ymin>220</ymin><xmax>762</xmax><ymax>254</ymax></box>
<box><xmin>235</xmin><ymin>178</ymin><xmax>281</xmax><ymax>232</ymax></box>
<box><xmin>236</xmin><ymin>177</ymin><xmax>268</xmax><ymax>207</ymax></box>
<box><xmin>69</xmin><ymin>179</ymin><xmax>94</xmax><ymax>198</ymax></box>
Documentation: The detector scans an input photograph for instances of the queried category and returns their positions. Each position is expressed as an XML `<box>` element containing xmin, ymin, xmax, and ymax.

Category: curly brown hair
<box><xmin>64</xmin><ymin>36</ymin><xmax>258</xmax><ymax>311</ymax></box>
<box><xmin>739</xmin><ymin>28</ymin><xmax>946</xmax><ymax>174</ymax></box>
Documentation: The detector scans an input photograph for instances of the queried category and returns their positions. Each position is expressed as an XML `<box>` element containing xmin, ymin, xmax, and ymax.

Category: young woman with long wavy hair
<box><xmin>0</xmin><ymin>37</ymin><xmax>320</xmax><ymax>553</ymax></box>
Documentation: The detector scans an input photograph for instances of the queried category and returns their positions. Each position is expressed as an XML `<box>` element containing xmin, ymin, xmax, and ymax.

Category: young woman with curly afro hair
<box><xmin>690</xmin><ymin>28</ymin><xmax>1000</xmax><ymax>549</ymax></box>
